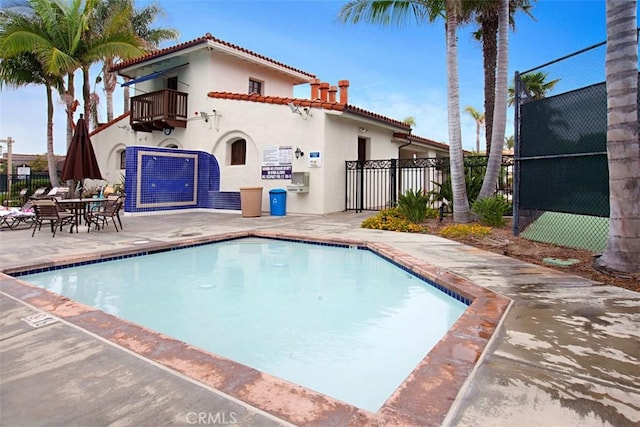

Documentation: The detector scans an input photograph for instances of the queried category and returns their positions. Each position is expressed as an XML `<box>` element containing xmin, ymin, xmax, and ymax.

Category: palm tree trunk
<box><xmin>479</xmin><ymin>0</ymin><xmax>509</xmax><ymax>200</ymax></box>
<box><xmin>482</xmin><ymin>16</ymin><xmax>498</xmax><ymax>155</ymax></box>
<box><xmin>446</xmin><ymin>0</ymin><xmax>472</xmax><ymax>223</ymax></box>
<box><xmin>103</xmin><ymin>59</ymin><xmax>117</xmax><ymax>122</ymax></box>
<box><xmin>45</xmin><ymin>86</ymin><xmax>59</xmax><ymax>187</ymax></box>
<box><xmin>475</xmin><ymin>123</ymin><xmax>480</xmax><ymax>153</ymax></box>
<box><xmin>82</xmin><ymin>65</ymin><xmax>91</xmax><ymax>123</ymax></box>
<box><xmin>594</xmin><ymin>0</ymin><xmax>640</xmax><ymax>273</ymax></box>
<box><xmin>65</xmin><ymin>72</ymin><xmax>75</xmax><ymax>149</ymax></box>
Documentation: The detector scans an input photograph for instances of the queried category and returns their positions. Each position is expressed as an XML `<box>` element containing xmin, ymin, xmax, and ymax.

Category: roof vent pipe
<box><xmin>310</xmin><ymin>78</ymin><xmax>321</xmax><ymax>100</ymax></box>
<box><xmin>319</xmin><ymin>82</ymin><xmax>330</xmax><ymax>102</ymax></box>
<box><xmin>338</xmin><ymin>80</ymin><xmax>350</xmax><ymax>104</ymax></box>
<box><xmin>328</xmin><ymin>86</ymin><xmax>337</xmax><ymax>103</ymax></box>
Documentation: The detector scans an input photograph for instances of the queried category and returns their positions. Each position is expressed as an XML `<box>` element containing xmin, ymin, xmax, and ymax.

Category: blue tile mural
<box><xmin>124</xmin><ymin>146</ymin><xmax>240</xmax><ymax>213</ymax></box>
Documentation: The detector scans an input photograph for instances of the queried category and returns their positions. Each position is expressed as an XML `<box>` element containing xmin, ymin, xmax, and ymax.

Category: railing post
<box><xmin>390</xmin><ymin>158</ymin><xmax>397</xmax><ymax>207</ymax></box>
<box><xmin>513</xmin><ymin>71</ymin><xmax>521</xmax><ymax>236</ymax></box>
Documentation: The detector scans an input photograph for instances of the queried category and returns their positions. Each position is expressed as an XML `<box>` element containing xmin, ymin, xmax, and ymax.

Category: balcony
<box><xmin>130</xmin><ymin>89</ymin><xmax>188</xmax><ymax>132</ymax></box>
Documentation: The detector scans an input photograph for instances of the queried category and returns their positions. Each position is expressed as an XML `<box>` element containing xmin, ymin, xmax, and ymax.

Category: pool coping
<box><xmin>0</xmin><ymin>230</ymin><xmax>511</xmax><ymax>426</ymax></box>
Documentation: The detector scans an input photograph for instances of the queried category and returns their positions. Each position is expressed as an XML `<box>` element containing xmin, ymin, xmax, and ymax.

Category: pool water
<box><xmin>21</xmin><ymin>237</ymin><xmax>467</xmax><ymax>411</ymax></box>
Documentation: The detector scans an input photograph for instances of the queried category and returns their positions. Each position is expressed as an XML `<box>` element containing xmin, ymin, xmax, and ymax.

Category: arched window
<box><xmin>231</xmin><ymin>139</ymin><xmax>246</xmax><ymax>165</ymax></box>
<box><xmin>165</xmin><ymin>143</ymin><xmax>178</xmax><ymax>149</ymax></box>
<box><xmin>118</xmin><ymin>150</ymin><xmax>126</xmax><ymax>169</ymax></box>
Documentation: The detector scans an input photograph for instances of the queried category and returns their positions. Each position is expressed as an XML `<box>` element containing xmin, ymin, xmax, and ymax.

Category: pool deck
<box><xmin>1</xmin><ymin>210</ymin><xmax>638</xmax><ymax>426</ymax></box>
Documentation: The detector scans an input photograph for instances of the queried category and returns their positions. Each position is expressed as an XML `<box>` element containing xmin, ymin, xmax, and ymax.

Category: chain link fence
<box><xmin>514</xmin><ymin>30</ymin><xmax>639</xmax><ymax>252</ymax></box>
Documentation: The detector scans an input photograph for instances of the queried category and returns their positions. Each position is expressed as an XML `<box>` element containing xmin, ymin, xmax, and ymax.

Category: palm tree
<box><xmin>594</xmin><ymin>0</ymin><xmax>639</xmax><ymax>273</ymax></box>
<box><xmin>471</xmin><ymin>0</ymin><xmax>534</xmax><ymax>154</ymax></box>
<box><xmin>402</xmin><ymin>115</ymin><xmax>416</xmax><ymax>127</ymax></box>
<box><xmin>444</xmin><ymin>0</ymin><xmax>472</xmax><ymax>222</ymax></box>
<box><xmin>1</xmin><ymin>0</ymin><xmax>81</xmax><ymax>147</ymax></box>
<box><xmin>463</xmin><ymin>105</ymin><xmax>484</xmax><ymax>152</ymax></box>
<box><xmin>1</xmin><ymin>0</ymin><xmax>141</xmax><ymax>142</ymax></box>
<box><xmin>0</xmin><ymin>52</ymin><xmax>64</xmax><ymax>186</ymax></box>
<box><xmin>508</xmin><ymin>71</ymin><xmax>560</xmax><ymax>105</ymax></box>
<box><xmin>478</xmin><ymin>0</ymin><xmax>509</xmax><ymax>200</ymax></box>
<box><xmin>339</xmin><ymin>0</ymin><xmax>473</xmax><ymax>222</ymax></box>
<box><xmin>78</xmin><ymin>0</ymin><xmax>142</xmax><ymax>125</ymax></box>
<box><xmin>95</xmin><ymin>0</ymin><xmax>178</xmax><ymax>121</ymax></box>
<box><xmin>504</xmin><ymin>134</ymin><xmax>514</xmax><ymax>150</ymax></box>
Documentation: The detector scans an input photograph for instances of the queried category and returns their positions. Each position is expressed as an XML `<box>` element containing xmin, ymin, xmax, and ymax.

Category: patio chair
<box><xmin>29</xmin><ymin>187</ymin><xmax>49</xmax><ymax>200</ymax></box>
<box><xmin>31</xmin><ymin>199</ymin><xmax>75</xmax><ymax>237</ymax></box>
<box><xmin>3</xmin><ymin>188</ymin><xmax>28</xmax><ymax>207</ymax></box>
<box><xmin>0</xmin><ymin>200</ymin><xmax>36</xmax><ymax>230</ymax></box>
<box><xmin>86</xmin><ymin>195</ymin><xmax>124</xmax><ymax>232</ymax></box>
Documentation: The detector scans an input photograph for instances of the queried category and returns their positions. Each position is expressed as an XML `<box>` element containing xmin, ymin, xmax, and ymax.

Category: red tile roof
<box><xmin>393</xmin><ymin>132</ymin><xmax>450</xmax><ymax>151</ymax></box>
<box><xmin>207</xmin><ymin>91</ymin><xmax>411</xmax><ymax>131</ymax></box>
<box><xmin>111</xmin><ymin>33</ymin><xmax>315</xmax><ymax>79</ymax></box>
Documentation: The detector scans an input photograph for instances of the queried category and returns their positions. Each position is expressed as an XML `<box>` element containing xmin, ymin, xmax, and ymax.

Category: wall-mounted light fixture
<box><xmin>288</xmin><ymin>102</ymin><xmax>312</xmax><ymax>119</ymax></box>
<box><xmin>295</xmin><ymin>147</ymin><xmax>304</xmax><ymax>159</ymax></box>
<box><xmin>359</xmin><ymin>127</ymin><xmax>368</xmax><ymax>133</ymax></box>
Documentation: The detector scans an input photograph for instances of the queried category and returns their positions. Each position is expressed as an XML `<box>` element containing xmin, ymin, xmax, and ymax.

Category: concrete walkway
<box><xmin>1</xmin><ymin>211</ymin><xmax>638</xmax><ymax>426</ymax></box>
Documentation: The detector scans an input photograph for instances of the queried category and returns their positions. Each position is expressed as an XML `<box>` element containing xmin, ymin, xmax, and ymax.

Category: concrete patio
<box><xmin>1</xmin><ymin>210</ymin><xmax>638</xmax><ymax>426</ymax></box>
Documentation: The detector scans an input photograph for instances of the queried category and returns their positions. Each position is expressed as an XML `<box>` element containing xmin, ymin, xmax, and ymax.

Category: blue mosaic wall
<box><xmin>124</xmin><ymin>146</ymin><xmax>240</xmax><ymax>213</ymax></box>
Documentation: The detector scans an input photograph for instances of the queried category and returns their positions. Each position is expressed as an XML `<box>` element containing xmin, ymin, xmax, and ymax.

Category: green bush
<box><xmin>472</xmin><ymin>195</ymin><xmax>511</xmax><ymax>227</ymax></box>
<box><xmin>398</xmin><ymin>188</ymin><xmax>430</xmax><ymax>222</ymax></box>
<box><xmin>361</xmin><ymin>208</ymin><xmax>427</xmax><ymax>233</ymax></box>
<box><xmin>428</xmin><ymin>172</ymin><xmax>483</xmax><ymax>209</ymax></box>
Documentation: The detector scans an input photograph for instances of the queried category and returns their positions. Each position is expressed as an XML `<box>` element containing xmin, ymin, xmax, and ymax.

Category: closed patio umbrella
<box><xmin>60</xmin><ymin>114</ymin><xmax>103</xmax><ymax>197</ymax></box>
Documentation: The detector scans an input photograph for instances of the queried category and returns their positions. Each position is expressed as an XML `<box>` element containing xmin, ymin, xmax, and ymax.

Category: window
<box><xmin>167</xmin><ymin>77</ymin><xmax>178</xmax><ymax>90</ymax></box>
<box><xmin>119</xmin><ymin>150</ymin><xmax>126</xmax><ymax>169</ymax></box>
<box><xmin>248</xmin><ymin>79</ymin><xmax>262</xmax><ymax>95</ymax></box>
<box><xmin>231</xmin><ymin>139</ymin><xmax>246</xmax><ymax>165</ymax></box>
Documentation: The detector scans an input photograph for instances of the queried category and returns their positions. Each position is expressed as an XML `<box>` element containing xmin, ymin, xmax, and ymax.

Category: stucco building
<box><xmin>91</xmin><ymin>33</ymin><xmax>449</xmax><ymax>215</ymax></box>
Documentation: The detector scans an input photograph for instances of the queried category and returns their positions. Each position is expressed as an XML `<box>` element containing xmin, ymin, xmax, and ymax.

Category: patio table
<box><xmin>58</xmin><ymin>198</ymin><xmax>109</xmax><ymax>233</ymax></box>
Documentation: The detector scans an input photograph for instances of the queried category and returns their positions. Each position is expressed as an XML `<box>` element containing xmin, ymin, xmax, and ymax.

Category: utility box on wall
<box><xmin>287</xmin><ymin>172</ymin><xmax>309</xmax><ymax>193</ymax></box>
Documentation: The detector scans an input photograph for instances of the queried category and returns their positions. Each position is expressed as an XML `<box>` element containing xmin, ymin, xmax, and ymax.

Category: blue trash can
<box><xmin>269</xmin><ymin>188</ymin><xmax>287</xmax><ymax>216</ymax></box>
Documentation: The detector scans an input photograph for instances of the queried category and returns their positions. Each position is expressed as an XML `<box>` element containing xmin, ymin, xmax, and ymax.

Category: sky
<box><xmin>0</xmin><ymin>0</ymin><xmax>628</xmax><ymax>156</ymax></box>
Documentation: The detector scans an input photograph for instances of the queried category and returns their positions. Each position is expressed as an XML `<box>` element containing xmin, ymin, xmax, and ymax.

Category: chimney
<box><xmin>338</xmin><ymin>80</ymin><xmax>350</xmax><ymax>104</ymax></box>
<box><xmin>319</xmin><ymin>82</ymin><xmax>330</xmax><ymax>102</ymax></box>
<box><xmin>328</xmin><ymin>85</ymin><xmax>337</xmax><ymax>103</ymax></box>
<box><xmin>310</xmin><ymin>78</ymin><xmax>321</xmax><ymax>100</ymax></box>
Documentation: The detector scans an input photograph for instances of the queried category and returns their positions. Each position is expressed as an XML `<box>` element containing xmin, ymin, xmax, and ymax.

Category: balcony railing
<box><xmin>130</xmin><ymin>89</ymin><xmax>188</xmax><ymax>132</ymax></box>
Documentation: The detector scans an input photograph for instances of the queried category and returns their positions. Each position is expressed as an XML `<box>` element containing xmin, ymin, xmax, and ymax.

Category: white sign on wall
<box><xmin>262</xmin><ymin>146</ymin><xmax>293</xmax><ymax>179</ymax></box>
<box><xmin>308</xmin><ymin>151</ymin><xmax>322</xmax><ymax>168</ymax></box>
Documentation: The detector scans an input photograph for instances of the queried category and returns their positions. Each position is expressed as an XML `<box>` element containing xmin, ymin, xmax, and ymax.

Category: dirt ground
<box><xmin>421</xmin><ymin>217</ymin><xmax>640</xmax><ymax>293</ymax></box>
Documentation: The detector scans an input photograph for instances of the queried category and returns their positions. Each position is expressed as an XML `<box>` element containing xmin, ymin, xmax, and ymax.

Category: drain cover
<box><xmin>22</xmin><ymin>313</ymin><xmax>58</xmax><ymax>328</ymax></box>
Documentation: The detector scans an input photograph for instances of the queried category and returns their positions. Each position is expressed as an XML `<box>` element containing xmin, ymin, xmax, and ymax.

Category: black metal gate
<box><xmin>345</xmin><ymin>156</ymin><xmax>514</xmax><ymax>212</ymax></box>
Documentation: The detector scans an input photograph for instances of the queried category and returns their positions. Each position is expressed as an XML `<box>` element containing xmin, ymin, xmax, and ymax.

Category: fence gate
<box><xmin>345</xmin><ymin>156</ymin><xmax>515</xmax><ymax>212</ymax></box>
<box><xmin>345</xmin><ymin>157</ymin><xmax>449</xmax><ymax>212</ymax></box>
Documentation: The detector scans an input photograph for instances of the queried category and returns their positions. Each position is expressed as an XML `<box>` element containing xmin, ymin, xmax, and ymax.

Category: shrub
<box><xmin>472</xmin><ymin>195</ymin><xmax>511</xmax><ymax>227</ymax></box>
<box><xmin>425</xmin><ymin>208</ymin><xmax>440</xmax><ymax>219</ymax></box>
<box><xmin>439</xmin><ymin>223</ymin><xmax>491</xmax><ymax>239</ymax></box>
<box><xmin>361</xmin><ymin>209</ymin><xmax>427</xmax><ymax>233</ymax></box>
<box><xmin>428</xmin><ymin>171</ymin><xmax>483</xmax><ymax>210</ymax></box>
<box><xmin>397</xmin><ymin>188</ymin><xmax>430</xmax><ymax>222</ymax></box>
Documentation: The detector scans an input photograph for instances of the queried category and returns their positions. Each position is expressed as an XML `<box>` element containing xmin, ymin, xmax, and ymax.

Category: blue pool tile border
<box><xmin>11</xmin><ymin>235</ymin><xmax>470</xmax><ymax>306</ymax></box>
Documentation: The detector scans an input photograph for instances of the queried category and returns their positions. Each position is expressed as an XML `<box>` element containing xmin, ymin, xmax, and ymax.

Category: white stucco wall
<box><xmin>95</xmin><ymin>46</ymin><xmax>448</xmax><ymax>215</ymax></box>
<box><xmin>92</xmin><ymin>116</ymin><xmax>136</xmax><ymax>186</ymax></box>
<box><xmin>130</xmin><ymin>49</ymin><xmax>298</xmax><ymax>117</ymax></box>
<box><xmin>92</xmin><ymin>99</ymin><xmax>411</xmax><ymax>215</ymax></box>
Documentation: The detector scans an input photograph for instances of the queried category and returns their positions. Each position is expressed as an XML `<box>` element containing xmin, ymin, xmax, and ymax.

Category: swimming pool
<box><xmin>19</xmin><ymin>237</ymin><xmax>467</xmax><ymax>412</ymax></box>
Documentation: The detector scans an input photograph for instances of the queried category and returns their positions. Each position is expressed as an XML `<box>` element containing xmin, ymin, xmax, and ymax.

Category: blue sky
<box><xmin>0</xmin><ymin>0</ymin><xmax>626</xmax><ymax>155</ymax></box>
